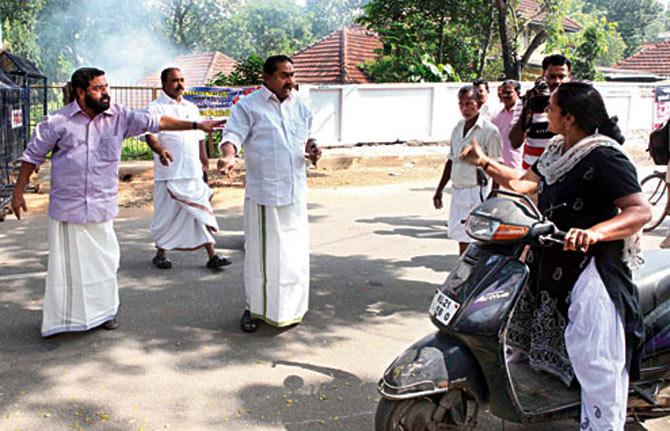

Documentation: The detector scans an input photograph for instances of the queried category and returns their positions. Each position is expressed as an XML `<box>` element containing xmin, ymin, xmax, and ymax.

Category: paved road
<box><xmin>1</xmin><ymin>181</ymin><xmax>669</xmax><ymax>430</ymax></box>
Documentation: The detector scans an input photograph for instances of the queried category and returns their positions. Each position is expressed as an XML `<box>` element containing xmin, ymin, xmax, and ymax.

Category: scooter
<box><xmin>375</xmin><ymin>190</ymin><xmax>670</xmax><ymax>430</ymax></box>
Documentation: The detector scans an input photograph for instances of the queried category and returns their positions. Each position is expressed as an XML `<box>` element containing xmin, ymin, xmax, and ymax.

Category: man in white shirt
<box><xmin>217</xmin><ymin>55</ymin><xmax>321</xmax><ymax>332</ymax></box>
<box><xmin>473</xmin><ymin>78</ymin><xmax>493</xmax><ymax>120</ymax></box>
<box><xmin>146</xmin><ymin>67</ymin><xmax>231</xmax><ymax>270</ymax></box>
<box><xmin>433</xmin><ymin>85</ymin><xmax>503</xmax><ymax>255</ymax></box>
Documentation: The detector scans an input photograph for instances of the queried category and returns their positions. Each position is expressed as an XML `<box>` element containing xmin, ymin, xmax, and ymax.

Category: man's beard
<box><xmin>85</xmin><ymin>93</ymin><xmax>111</xmax><ymax>114</ymax></box>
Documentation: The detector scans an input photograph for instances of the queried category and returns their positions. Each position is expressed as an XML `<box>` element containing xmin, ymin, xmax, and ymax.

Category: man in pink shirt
<box><xmin>491</xmin><ymin>80</ymin><xmax>522</xmax><ymax>170</ymax></box>
<box><xmin>10</xmin><ymin>67</ymin><xmax>222</xmax><ymax>337</ymax></box>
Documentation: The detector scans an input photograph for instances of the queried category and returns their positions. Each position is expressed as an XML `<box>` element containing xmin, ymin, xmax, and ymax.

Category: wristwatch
<box><xmin>192</xmin><ymin>121</ymin><xmax>198</xmax><ymax>130</ymax></box>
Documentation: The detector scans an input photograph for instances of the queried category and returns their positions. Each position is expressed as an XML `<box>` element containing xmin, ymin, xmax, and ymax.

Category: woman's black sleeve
<box><xmin>591</xmin><ymin>147</ymin><xmax>641</xmax><ymax>202</ymax></box>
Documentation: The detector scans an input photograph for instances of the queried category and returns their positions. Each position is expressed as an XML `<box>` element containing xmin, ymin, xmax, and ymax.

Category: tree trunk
<box><xmin>519</xmin><ymin>29</ymin><xmax>548</xmax><ymax>72</ymax></box>
<box><xmin>437</xmin><ymin>12</ymin><xmax>445</xmax><ymax>65</ymax></box>
<box><xmin>170</xmin><ymin>0</ymin><xmax>194</xmax><ymax>48</ymax></box>
<box><xmin>477</xmin><ymin>3</ymin><xmax>496</xmax><ymax>77</ymax></box>
<box><xmin>495</xmin><ymin>0</ymin><xmax>517</xmax><ymax>79</ymax></box>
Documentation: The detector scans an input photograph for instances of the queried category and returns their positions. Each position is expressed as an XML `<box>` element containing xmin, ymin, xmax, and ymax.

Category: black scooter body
<box><xmin>378</xmin><ymin>195</ymin><xmax>670</xmax><ymax>425</ymax></box>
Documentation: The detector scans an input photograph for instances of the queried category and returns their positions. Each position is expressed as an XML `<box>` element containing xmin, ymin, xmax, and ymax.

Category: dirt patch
<box><xmin>18</xmin><ymin>163</ymin><xmax>444</xmax><ymax>219</ymax></box>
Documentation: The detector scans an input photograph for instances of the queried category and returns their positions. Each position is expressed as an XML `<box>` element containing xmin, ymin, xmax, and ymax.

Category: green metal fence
<box><xmin>47</xmin><ymin>84</ymin><xmax>161</xmax><ymax>160</ymax></box>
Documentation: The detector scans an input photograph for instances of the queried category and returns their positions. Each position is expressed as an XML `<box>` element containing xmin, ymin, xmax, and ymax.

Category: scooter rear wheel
<box><xmin>375</xmin><ymin>390</ymin><xmax>478</xmax><ymax>431</ymax></box>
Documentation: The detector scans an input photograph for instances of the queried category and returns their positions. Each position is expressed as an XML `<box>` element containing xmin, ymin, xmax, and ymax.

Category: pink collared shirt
<box><xmin>491</xmin><ymin>102</ymin><xmax>522</xmax><ymax>170</ymax></box>
<box><xmin>21</xmin><ymin>101</ymin><xmax>160</xmax><ymax>224</ymax></box>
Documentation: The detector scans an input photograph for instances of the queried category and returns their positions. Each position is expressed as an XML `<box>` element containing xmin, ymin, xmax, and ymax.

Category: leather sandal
<box><xmin>206</xmin><ymin>255</ymin><xmax>232</xmax><ymax>269</ymax></box>
<box><xmin>240</xmin><ymin>310</ymin><xmax>259</xmax><ymax>332</ymax></box>
<box><xmin>152</xmin><ymin>255</ymin><xmax>172</xmax><ymax>269</ymax></box>
<box><xmin>101</xmin><ymin>318</ymin><xmax>119</xmax><ymax>330</ymax></box>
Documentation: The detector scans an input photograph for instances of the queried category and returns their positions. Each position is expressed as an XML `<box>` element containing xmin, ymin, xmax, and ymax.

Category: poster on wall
<box><xmin>183</xmin><ymin>86</ymin><xmax>261</xmax><ymax>122</ymax></box>
<box><xmin>10</xmin><ymin>109</ymin><xmax>22</xmax><ymax>129</ymax></box>
<box><xmin>653</xmin><ymin>85</ymin><xmax>670</xmax><ymax>129</ymax></box>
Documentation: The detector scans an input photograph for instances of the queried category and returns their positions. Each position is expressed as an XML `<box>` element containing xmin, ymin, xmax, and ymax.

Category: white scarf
<box><xmin>536</xmin><ymin>133</ymin><xmax>643</xmax><ymax>269</ymax></box>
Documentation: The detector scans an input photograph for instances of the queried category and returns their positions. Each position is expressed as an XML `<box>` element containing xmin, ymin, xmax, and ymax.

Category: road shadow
<box><xmin>234</xmin><ymin>360</ymin><xmax>376</xmax><ymax>430</ymax></box>
<box><xmin>0</xmin><ymin>210</ymin><xmax>448</xmax><ymax>428</ymax></box>
<box><xmin>355</xmin><ymin>215</ymin><xmax>452</xmax><ymax>241</ymax></box>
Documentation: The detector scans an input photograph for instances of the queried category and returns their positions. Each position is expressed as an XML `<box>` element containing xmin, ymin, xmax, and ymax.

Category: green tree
<box><xmin>306</xmin><ymin>0</ymin><xmax>368</xmax><ymax>39</ymax></box>
<box><xmin>210</xmin><ymin>54</ymin><xmax>263</xmax><ymax>86</ymax></box>
<box><xmin>154</xmin><ymin>0</ymin><xmax>235</xmax><ymax>51</ymax></box>
<box><xmin>205</xmin><ymin>0</ymin><xmax>315</xmax><ymax>60</ymax></box>
<box><xmin>357</xmin><ymin>0</ymin><xmax>491</xmax><ymax>82</ymax></box>
<box><xmin>544</xmin><ymin>2</ymin><xmax>626</xmax><ymax>71</ymax></box>
<box><xmin>570</xmin><ymin>22</ymin><xmax>608</xmax><ymax>79</ymax></box>
<box><xmin>0</xmin><ymin>0</ymin><xmax>45</xmax><ymax>65</ymax></box>
<box><xmin>496</xmin><ymin>0</ymin><xmax>572</xmax><ymax>79</ymax></box>
<box><xmin>582</xmin><ymin>0</ymin><xmax>662</xmax><ymax>57</ymax></box>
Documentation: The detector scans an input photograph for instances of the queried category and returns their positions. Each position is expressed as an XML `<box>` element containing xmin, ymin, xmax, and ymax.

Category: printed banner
<box><xmin>183</xmin><ymin>86</ymin><xmax>261</xmax><ymax>119</ymax></box>
<box><xmin>10</xmin><ymin>109</ymin><xmax>22</xmax><ymax>129</ymax></box>
<box><xmin>653</xmin><ymin>86</ymin><xmax>670</xmax><ymax>129</ymax></box>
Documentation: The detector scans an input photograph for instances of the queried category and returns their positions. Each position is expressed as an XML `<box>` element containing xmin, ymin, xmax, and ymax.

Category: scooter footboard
<box><xmin>377</xmin><ymin>331</ymin><xmax>487</xmax><ymax>404</ymax></box>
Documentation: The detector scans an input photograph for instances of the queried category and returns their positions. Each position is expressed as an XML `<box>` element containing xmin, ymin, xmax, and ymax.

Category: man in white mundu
<box><xmin>145</xmin><ymin>68</ymin><xmax>231</xmax><ymax>270</ymax></box>
<box><xmin>217</xmin><ymin>55</ymin><xmax>321</xmax><ymax>332</ymax></box>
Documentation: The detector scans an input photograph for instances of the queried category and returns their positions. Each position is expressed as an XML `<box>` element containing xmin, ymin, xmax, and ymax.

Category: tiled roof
<box><xmin>518</xmin><ymin>0</ymin><xmax>581</xmax><ymax>32</ymax></box>
<box><xmin>137</xmin><ymin>52</ymin><xmax>237</xmax><ymax>87</ymax></box>
<box><xmin>292</xmin><ymin>25</ymin><xmax>382</xmax><ymax>84</ymax></box>
<box><xmin>616</xmin><ymin>40</ymin><xmax>670</xmax><ymax>76</ymax></box>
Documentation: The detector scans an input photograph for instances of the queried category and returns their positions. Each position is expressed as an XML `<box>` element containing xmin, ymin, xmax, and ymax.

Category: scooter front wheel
<box><xmin>375</xmin><ymin>389</ymin><xmax>479</xmax><ymax>431</ymax></box>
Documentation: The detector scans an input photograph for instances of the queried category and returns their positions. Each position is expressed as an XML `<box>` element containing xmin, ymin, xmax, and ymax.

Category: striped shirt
<box><xmin>522</xmin><ymin>113</ymin><xmax>554</xmax><ymax>170</ymax></box>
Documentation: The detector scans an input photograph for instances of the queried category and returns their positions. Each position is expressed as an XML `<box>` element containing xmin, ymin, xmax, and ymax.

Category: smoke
<box><xmin>93</xmin><ymin>29</ymin><xmax>178</xmax><ymax>85</ymax></box>
<box><xmin>37</xmin><ymin>0</ymin><xmax>178</xmax><ymax>85</ymax></box>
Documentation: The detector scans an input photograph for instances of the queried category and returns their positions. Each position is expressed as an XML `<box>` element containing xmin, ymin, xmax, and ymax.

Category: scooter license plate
<box><xmin>429</xmin><ymin>291</ymin><xmax>460</xmax><ymax>327</ymax></box>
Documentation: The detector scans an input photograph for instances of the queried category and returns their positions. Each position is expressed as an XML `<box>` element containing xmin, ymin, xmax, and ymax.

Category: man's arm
<box><xmin>10</xmin><ymin>162</ymin><xmax>37</xmax><ymax>219</ymax></box>
<box><xmin>509</xmin><ymin>101</ymin><xmax>530</xmax><ymax>149</ymax></box>
<box><xmin>145</xmin><ymin>133</ymin><xmax>173</xmax><ymax>166</ymax></box>
<box><xmin>217</xmin><ymin>142</ymin><xmax>237</xmax><ymax>176</ymax></box>
<box><xmin>159</xmin><ymin>116</ymin><xmax>223</xmax><ymax>133</ymax></box>
<box><xmin>199</xmin><ymin>140</ymin><xmax>208</xmax><ymax>172</ymax></box>
<box><xmin>433</xmin><ymin>159</ymin><xmax>452</xmax><ymax>210</ymax></box>
<box><xmin>11</xmin><ymin>119</ymin><xmax>59</xmax><ymax>219</ymax></box>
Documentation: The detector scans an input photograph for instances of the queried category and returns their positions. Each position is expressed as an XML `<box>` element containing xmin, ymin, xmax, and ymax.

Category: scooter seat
<box><xmin>634</xmin><ymin>250</ymin><xmax>670</xmax><ymax>315</ymax></box>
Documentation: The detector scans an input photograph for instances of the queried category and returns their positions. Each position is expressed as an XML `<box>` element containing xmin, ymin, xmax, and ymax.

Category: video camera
<box><xmin>524</xmin><ymin>78</ymin><xmax>551</xmax><ymax>114</ymax></box>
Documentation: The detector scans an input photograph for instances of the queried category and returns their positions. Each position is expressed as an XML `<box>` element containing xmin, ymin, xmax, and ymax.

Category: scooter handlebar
<box><xmin>538</xmin><ymin>229</ymin><xmax>566</xmax><ymax>246</ymax></box>
<box><xmin>538</xmin><ymin>229</ymin><xmax>588</xmax><ymax>253</ymax></box>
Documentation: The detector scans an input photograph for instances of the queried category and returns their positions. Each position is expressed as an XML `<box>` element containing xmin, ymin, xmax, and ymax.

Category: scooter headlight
<box><xmin>465</xmin><ymin>213</ymin><xmax>529</xmax><ymax>242</ymax></box>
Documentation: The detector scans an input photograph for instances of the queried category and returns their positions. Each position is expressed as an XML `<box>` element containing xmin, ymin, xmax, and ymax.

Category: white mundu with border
<box><xmin>146</xmin><ymin>92</ymin><xmax>218</xmax><ymax>250</ymax></box>
<box><xmin>42</xmin><ymin>219</ymin><xmax>120</xmax><ymax>337</ymax></box>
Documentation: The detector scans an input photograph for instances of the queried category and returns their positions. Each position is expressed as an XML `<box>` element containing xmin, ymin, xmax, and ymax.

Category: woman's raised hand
<box><xmin>460</xmin><ymin>137</ymin><xmax>487</xmax><ymax>167</ymax></box>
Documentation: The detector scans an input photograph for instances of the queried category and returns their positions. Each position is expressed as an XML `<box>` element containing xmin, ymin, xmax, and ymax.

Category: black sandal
<box><xmin>240</xmin><ymin>310</ymin><xmax>259</xmax><ymax>332</ymax></box>
<box><xmin>206</xmin><ymin>255</ymin><xmax>232</xmax><ymax>269</ymax></box>
<box><xmin>152</xmin><ymin>255</ymin><xmax>172</xmax><ymax>269</ymax></box>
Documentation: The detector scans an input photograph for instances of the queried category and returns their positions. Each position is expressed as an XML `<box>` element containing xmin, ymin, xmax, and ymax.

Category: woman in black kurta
<box><xmin>459</xmin><ymin>82</ymin><xmax>651</xmax><ymax>431</ymax></box>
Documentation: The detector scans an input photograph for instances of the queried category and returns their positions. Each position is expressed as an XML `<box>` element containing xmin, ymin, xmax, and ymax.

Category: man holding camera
<box><xmin>509</xmin><ymin>54</ymin><xmax>571</xmax><ymax>169</ymax></box>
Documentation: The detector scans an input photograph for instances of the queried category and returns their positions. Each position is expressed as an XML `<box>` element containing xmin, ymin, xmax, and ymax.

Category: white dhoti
<box><xmin>42</xmin><ymin>218</ymin><xmax>120</xmax><ymax>337</ymax></box>
<box><xmin>448</xmin><ymin>186</ymin><xmax>488</xmax><ymax>242</ymax></box>
<box><xmin>151</xmin><ymin>179</ymin><xmax>219</xmax><ymax>250</ymax></box>
<box><xmin>243</xmin><ymin>197</ymin><xmax>309</xmax><ymax>327</ymax></box>
<box><xmin>565</xmin><ymin>259</ymin><xmax>628</xmax><ymax>431</ymax></box>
